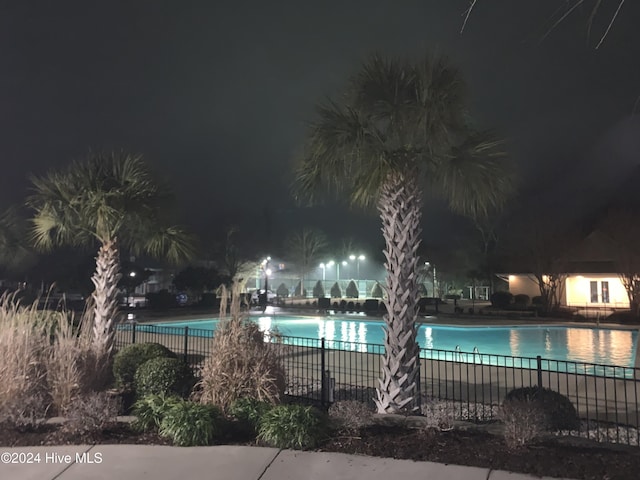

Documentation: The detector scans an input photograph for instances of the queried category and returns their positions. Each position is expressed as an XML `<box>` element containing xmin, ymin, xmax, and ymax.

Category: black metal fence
<box><xmin>115</xmin><ymin>323</ymin><xmax>640</xmax><ymax>446</ymax></box>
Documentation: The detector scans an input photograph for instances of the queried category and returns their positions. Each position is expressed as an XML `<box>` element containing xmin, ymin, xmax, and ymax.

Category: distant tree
<box><xmin>330</xmin><ymin>282</ymin><xmax>342</xmax><ymax>298</ymax></box>
<box><xmin>0</xmin><ymin>206</ymin><xmax>35</xmax><ymax>275</ymax></box>
<box><xmin>508</xmin><ymin>218</ymin><xmax>576</xmax><ymax>313</ymax></box>
<box><xmin>27</xmin><ymin>151</ymin><xmax>195</xmax><ymax>357</ymax></box>
<box><xmin>313</xmin><ymin>280</ymin><xmax>325</xmax><ymax>298</ymax></box>
<box><xmin>599</xmin><ymin>209</ymin><xmax>640</xmax><ymax>316</ymax></box>
<box><xmin>286</xmin><ymin>228</ymin><xmax>327</xmax><ymax>297</ymax></box>
<box><xmin>346</xmin><ymin>280</ymin><xmax>359</xmax><ymax>298</ymax></box>
<box><xmin>173</xmin><ymin>266</ymin><xmax>221</xmax><ymax>302</ymax></box>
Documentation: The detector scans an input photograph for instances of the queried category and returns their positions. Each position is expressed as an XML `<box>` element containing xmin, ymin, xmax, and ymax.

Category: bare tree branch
<box><xmin>460</xmin><ymin>0</ymin><xmax>478</xmax><ymax>34</ymax></box>
<box><xmin>595</xmin><ymin>0</ymin><xmax>625</xmax><ymax>49</ymax></box>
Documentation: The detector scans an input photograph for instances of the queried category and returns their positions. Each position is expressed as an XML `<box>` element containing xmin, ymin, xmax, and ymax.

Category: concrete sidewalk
<box><xmin>0</xmin><ymin>445</ymin><xmax>570</xmax><ymax>480</ymax></box>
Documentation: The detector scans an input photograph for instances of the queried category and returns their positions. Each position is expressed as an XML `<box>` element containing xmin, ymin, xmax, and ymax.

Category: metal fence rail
<box><xmin>115</xmin><ymin>323</ymin><xmax>640</xmax><ymax>446</ymax></box>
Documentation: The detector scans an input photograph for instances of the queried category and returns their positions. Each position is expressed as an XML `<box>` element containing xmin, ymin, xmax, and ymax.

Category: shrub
<box><xmin>490</xmin><ymin>291</ymin><xmax>513</xmax><ymax>308</ymax></box>
<box><xmin>134</xmin><ymin>357</ymin><xmax>195</xmax><ymax>398</ymax></box>
<box><xmin>229</xmin><ymin>397</ymin><xmax>272</xmax><ymax>432</ymax></box>
<box><xmin>312</xmin><ymin>280</ymin><xmax>325</xmax><ymax>298</ymax></box>
<box><xmin>503</xmin><ymin>387</ymin><xmax>579</xmax><ymax>431</ymax></box>
<box><xmin>531</xmin><ymin>295</ymin><xmax>543</xmax><ymax>305</ymax></box>
<box><xmin>62</xmin><ymin>392</ymin><xmax>120</xmax><ymax>435</ymax></box>
<box><xmin>258</xmin><ymin>404</ymin><xmax>327</xmax><ymax>449</ymax></box>
<box><xmin>197</xmin><ymin>282</ymin><xmax>286</xmax><ymax>411</ymax></box>
<box><xmin>370</xmin><ymin>282</ymin><xmax>384</xmax><ymax>299</ymax></box>
<box><xmin>45</xmin><ymin>311</ymin><xmax>100</xmax><ymax>415</ymax></box>
<box><xmin>132</xmin><ymin>393</ymin><xmax>182</xmax><ymax>432</ymax></box>
<box><xmin>276</xmin><ymin>283</ymin><xmax>289</xmax><ymax>298</ymax></box>
<box><xmin>498</xmin><ymin>398</ymin><xmax>545</xmax><ymax>449</ymax></box>
<box><xmin>145</xmin><ymin>289</ymin><xmax>178</xmax><ymax>309</ymax></box>
<box><xmin>346</xmin><ymin>280</ymin><xmax>358</xmax><ymax>298</ymax></box>
<box><xmin>421</xmin><ymin>399</ymin><xmax>455</xmax><ymax>431</ymax></box>
<box><xmin>328</xmin><ymin>400</ymin><xmax>373</xmax><ymax>433</ymax></box>
<box><xmin>0</xmin><ymin>296</ymin><xmax>52</xmax><ymax>425</ymax></box>
<box><xmin>514</xmin><ymin>294</ymin><xmax>531</xmax><ymax>306</ymax></box>
<box><xmin>113</xmin><ymin>343</ymin><xmax>177</xmax><ymax>389</ymax></box>
<box><xmin>294</xmin><ymin>282</ymin><xmax>307</xmax><ymax>297</ymax></box>
<box><xmin>330</xmin><ymin>282</ymin><xmax>342</xmax><ymax>298</ymax></box>
<box><xmin>159</xmin><ymin>400</ymin><xmax>223</xmax><ymax>446</ymax></box>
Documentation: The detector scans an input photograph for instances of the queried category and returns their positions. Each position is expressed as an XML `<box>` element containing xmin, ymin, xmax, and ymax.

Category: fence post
<box><xmin>416</xmin><ymin>342</ymin><xmax>421</xmax><ymax>411</ymax></box>
<box><xmin>183</xmin><ymin>326</ymin><xmax>189</xmax><ymax>363</ymax></box>
<box><xmin>536</xmin><ymin>355</ymin><xmax>543</xmax><ymax>388</ymax></box>
<box><xmin>132</xmin><ymin>323</ymin><xmax>136</xmax><ymax>344</ymax></box>
<box><xmin>320</xmin><ymin>337</ymin><xmax>326</xmax><ymax>405</ymax></box>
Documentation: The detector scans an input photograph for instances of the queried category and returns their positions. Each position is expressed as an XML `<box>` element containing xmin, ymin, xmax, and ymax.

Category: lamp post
<box><xmin>259</xmin><ymin>256</ymin><xmax>271</xmax><ymax>307</ymax></box>
<box><xmin>337</xmin><ymin>260</ymin><xmax>347</xmax><ymax>282</ymax></box>
<box><xmin>349</xmin><ymin>254</ymin><xmax>365</xmax><ymax>298</ymax></box>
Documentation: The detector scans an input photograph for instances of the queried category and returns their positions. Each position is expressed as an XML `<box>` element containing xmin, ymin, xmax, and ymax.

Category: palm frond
<box><xmin>294</xmin><ymin>53</ymin><xmax>489</xmax><ymax>209</ymax></box>
<box><xmin>140</xmin><ymin>226</ymin><xmax>197</xmax><ymax>266</ymax></box>
<box><xmin>430</xmin><ymin>131</ymin><xmax>514</xmax><ymax>219</ymax></box>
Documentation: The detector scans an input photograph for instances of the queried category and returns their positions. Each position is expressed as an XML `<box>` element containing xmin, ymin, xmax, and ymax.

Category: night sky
<box><xmin>2</xmin><ymin>1</ymin><xmax>640</xmax><ymax>256</ymax></box>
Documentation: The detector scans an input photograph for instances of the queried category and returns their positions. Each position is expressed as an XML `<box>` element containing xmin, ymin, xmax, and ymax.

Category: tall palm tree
<box><xmin>27</xmin><ymin>151</ymin><xmax>196</xmax><ymax>356</ymax></box>
<box><xmin>295</xmin><ymin>54</ymin><xmax>513</xmax><ymax>414</ymax></box>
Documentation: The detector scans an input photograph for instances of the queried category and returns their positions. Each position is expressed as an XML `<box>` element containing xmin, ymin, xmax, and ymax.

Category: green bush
<box><xmin>132</xmin><ymin>393</ymin><xmax>182</xmax><ymax>432</ymax></box>
<box><xmin>159</xmin><ymin>400</ymin><xmax>223</xmax><ymax>446</ymax></box>
<box><xmin>276</xmin><ymin>283</ymin><xmax>289</xmax><ymax>298</ymax></box>
<box><xmin>312</xmin><ymin>280</ymin><xmax>325</xmax><ymax>298</ymax></box>
<box><xmin>330</xmin><ymin>282</ymin><xmax>342</xmax><ymax>298</ymax></box>
<box><xmin>230</xmin><ymin>397</ymin><xmax>272</xmax><ymax>432</ymax></box>
<box><xmin>113</xmin><ymin>343</ymin><xmax>176</xmax><ymax>389</ymax></box>
<box><xmin>504</xmin><ymin>387</ymin><xmax>579</xmax><ymax>431</ymax></box>
<box><xmin>134</xmin><ymin>357</ymin><xmax>195</xmax><ymax>399</ymax></box>
<box><xmin>370</xmin><ymin>282</ymin><xmax>383</xmax><ymax>299</ymax></box>
<box><xmin>345</xmin><ymin>280</ymin><xmax>358</xmax><ymax>298</ymax></box>
<box><xmin>258</xmin><ymin>404</ymin><xmax>326</xmax><ymax>449</ymax></box>
<box><xmin>490</xmin><ymin>291</ymin><xmax>513</xmax><ymax>308</ymax></box>
<box><xmin>513</xmin><ymin>294</ymin><xmax>530</xmax><ymax>306</ymax></box>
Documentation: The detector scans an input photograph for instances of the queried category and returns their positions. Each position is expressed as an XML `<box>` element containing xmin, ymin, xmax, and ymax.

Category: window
<box><xmin>589</xmin><ymin>280</ymin><xmax>610</xmax><ymax>304</ymax></box>
<box><xmin>601</xmin><ymin>281</ymin><xmax>609</xmax><ymax>303</ymax></box>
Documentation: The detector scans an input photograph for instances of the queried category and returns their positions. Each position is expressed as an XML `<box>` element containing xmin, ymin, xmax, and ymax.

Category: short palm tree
<box><xmin>27</xmin><ymin>151</ymin><xmax>196</xmax><ymax>356</ymax></box>
<box><xmin>295</xmin><ymin>54</ymin><xmax>513</xmax><ymax>413</ymax></box>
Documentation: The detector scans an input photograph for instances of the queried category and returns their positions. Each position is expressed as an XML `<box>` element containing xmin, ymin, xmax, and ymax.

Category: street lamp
<box><xmin>337</xmin><ymin>260</ymin><xmax>347</xmax><ymax>282</ymax></box>
<box><xmin>349</xmin><ymin>254</ymin><xmax>365</xmax><ymax>298</ymax></box>
<box><xmin>259</xmin><ymin>257</ymin><xmax>271</xmax><ymax>307</ymax></box>
<box><xmin>349</xmin><ymin>254</ymin><xmax>366</xmax><ymax>279</ymax></box>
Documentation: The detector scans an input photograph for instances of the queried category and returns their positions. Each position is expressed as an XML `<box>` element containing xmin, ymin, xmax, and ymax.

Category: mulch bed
<box><xmin>1</xmin><ymin>422</ymin><xmax>639</xmax><ymax>480</ymax></box>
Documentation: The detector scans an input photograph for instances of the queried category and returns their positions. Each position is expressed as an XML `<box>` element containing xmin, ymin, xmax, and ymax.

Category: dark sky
<box><xmin>2</xmin><ymin>1</ymin><xmax>640</xmax><ymax>256</ymax></box>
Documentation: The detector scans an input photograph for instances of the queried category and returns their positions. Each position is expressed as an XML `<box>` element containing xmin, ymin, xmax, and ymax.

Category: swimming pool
<box><xmin>148</xmin><ymin>314</ymin><xmax>639</xmax><ymax>370</ymax></box>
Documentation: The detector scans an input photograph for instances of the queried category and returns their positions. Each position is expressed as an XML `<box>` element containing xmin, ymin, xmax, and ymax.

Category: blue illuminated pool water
<box><xmin>148</xmin><ymin>314</ymin><xmax>639</xmax><ymax>370</ymax></box>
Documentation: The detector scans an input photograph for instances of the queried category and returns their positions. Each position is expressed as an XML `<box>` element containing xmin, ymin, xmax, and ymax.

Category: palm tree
<box><xmin>295</xmin><ymin>54</ymin><xmax>512</xmax><ymax>413</ymax></box>
<box><xmin>27</xmin><ymin>151</ymin><xmax>195</xmax><ymax>356</ymax></box>
<box><xmin>0</xmin><ymin>206</ymin><xmax>34</xmax><ymax>274</ymax></box>
<box><xmin>286</xmin><ymin>228</ymin><xmax>327</xmax><ymax>298</ymax></box>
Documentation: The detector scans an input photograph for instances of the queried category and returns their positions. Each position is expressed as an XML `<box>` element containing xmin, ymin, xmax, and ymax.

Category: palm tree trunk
<box><xmin>375</xmin><ymin>171</ymin><xmax>422</xmax><ymax>414</ymax></box>
<box><xmin>91</xmin><ymin>238</ymin><xmax>122</xmax><ymax>356</ymax></box>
